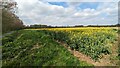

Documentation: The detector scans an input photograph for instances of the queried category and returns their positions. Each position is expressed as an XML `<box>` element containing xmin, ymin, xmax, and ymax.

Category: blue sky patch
<box><xmin>48</xmin><ymin>2</ymin><xmax>68</xmax><ymax>8</ymax></box>
<box><xmin>79</xmin><ymin>2</ymin><xmax>100</xmax><ymax>9</ymax></box>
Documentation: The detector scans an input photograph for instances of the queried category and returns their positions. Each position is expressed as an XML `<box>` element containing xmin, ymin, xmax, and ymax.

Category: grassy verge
<box><xmin>2</xmin><ymin>30</ymin><xmax>92</xmax><ymax>66</ymax></box>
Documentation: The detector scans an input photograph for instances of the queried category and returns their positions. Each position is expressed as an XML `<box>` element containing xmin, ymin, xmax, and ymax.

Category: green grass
<box><xmin>2</xmin><ymin>28</ymin><xmax>119</xmax><ymax>66</ymax></box>
<box><xmin>2</xmin><ymin>30</ymin><xmax>92</xmax><ymax>66</ymax></box>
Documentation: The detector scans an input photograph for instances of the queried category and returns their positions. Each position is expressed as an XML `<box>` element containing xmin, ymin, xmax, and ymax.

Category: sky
<box><xmin>14</xmin><ymin>0</ymin><xmax>118</xmax><ymax>26</ymax></box>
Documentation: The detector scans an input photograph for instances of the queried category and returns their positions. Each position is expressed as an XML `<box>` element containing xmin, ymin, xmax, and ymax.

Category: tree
<box><xmin>2</xmin><ymin>0</ymin><xmax>17</xmax><ymax>12</ymax></box>
<box><xmin>2</xmin><ymin>0</ymin><xmax>24</xmax><ymax>33</ymax></box>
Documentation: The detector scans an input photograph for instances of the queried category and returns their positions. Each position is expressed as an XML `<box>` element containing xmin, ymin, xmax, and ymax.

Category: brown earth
<box><xmin>56</xmin><ymin>40</ymin><xmax>119</xmax><ymax>66</ymax></box>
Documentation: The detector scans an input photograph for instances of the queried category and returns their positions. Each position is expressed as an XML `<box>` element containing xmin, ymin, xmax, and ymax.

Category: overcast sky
<box><xmin>15</xmin><ymin>0</ymin><xmax>118</xmax><ymax>26</ymax></box>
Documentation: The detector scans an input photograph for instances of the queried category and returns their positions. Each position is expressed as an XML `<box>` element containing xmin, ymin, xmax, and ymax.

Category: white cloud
<box><xmin>73</xmin><ymin>8</ymin><xmax>100</xmax><ymax>17</ymax></box>
<box><xmin>39</xmin><ymin>0</ymin><xmax>119</xmax><ymax>2</ymax></box>
<box><xmin>15</xmin><ymin>0</ymin><xmax>118</xmax><ymax>26</ymax></box>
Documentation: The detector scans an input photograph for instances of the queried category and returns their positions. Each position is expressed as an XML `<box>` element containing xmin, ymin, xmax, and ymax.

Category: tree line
<box><xmin>25</xmin><ymin>24</ymin><xmax>120</xmax><ymax>29</ymax></box>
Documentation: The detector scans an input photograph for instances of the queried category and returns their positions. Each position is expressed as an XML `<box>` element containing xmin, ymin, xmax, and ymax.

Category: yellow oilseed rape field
<box><xmin>2</xmin><ymin>27</ymin><xmax>120</xmax><ymax>66</ymax></box>
<box><xmin>33</xmin><ymin>27</ymin><xmax>118</xmax><ymax>61</ymax></box>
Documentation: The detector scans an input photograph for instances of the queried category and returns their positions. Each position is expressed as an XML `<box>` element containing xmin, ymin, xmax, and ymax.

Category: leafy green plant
<box><xmin>44</xmin><ymin>28</ymin><xmax>117</xmax><ymax>61</ymax></box>
<box><xmin>2</xmin><ymin>30</ymin><xmax>92</xmax><ymax>66</ymax></box>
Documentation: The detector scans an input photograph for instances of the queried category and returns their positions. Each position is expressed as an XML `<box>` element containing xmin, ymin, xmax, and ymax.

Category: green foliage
<box><xmin>118</xmin><ymin>30</ymin><xmax>120</xmax><ymax>60</ymax></box>
<box><xmin>2</xmin><ymin>30</ymin><xmax>92</xmax><ymax>66</ymax></box>
<box><xmin>43</xmin><ymin>29</ymin><xmax>117</xmax><ymax>61</ymax></box>
<box><xmin>2</xmin><ymin>28</ymin><xmax>117</xmax><ymax>66</ymax></box>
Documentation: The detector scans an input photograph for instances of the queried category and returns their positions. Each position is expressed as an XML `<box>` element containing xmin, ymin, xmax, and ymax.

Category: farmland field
<box><xmin>2</xmin><ymin>27</ymin><xmax>120</xmax><ymax>66</ymax></box>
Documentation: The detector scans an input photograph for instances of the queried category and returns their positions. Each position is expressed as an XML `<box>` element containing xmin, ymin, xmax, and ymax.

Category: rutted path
<box><xmin>56</xmin><ymin>40</ymin><xmax>116</xmax><ymax>66</ymax></box>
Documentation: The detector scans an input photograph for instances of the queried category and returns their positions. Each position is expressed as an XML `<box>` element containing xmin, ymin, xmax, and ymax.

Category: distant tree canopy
<box><xmin>87</xmin><ymin>24</ymin><xmax>120</xmax><ymax>27</ymax></box>
<box><xmin>30</xmin><ymin>24</ymin><xmax>48</xmax><ymax>28</ymax></box>
<box><xmin>26</xmin><ymin>24</ymin><xmax>120</xmax><ymax>29</ymax></box>
<box><xmin>2</xmin><ymin>0</ymin><xmax>24</xmax><ymax>34</ymax></box>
